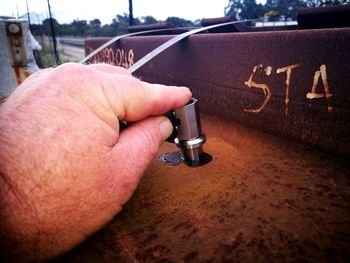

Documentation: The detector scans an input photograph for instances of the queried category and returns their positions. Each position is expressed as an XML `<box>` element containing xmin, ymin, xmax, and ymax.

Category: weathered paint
<box><xmin>54</xmin><ymin>115</ymin><xmax>350</xmax><ymax>262</ymax></box>
<box><xmin>85</xmin><ymin>28</ymin><xmax>350</xmax><ymax>156</ymax></box>
<box><xmin>0</xmin><ymin>20</ymin><xmax>35</xmax><ymax>98</ymax></box>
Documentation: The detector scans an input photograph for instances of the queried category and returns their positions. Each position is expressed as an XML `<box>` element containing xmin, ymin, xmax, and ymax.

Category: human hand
<box><xmin>0</xmin><ymin>63</ymin><xmax>191</xmax><ymax>262</ymax></box>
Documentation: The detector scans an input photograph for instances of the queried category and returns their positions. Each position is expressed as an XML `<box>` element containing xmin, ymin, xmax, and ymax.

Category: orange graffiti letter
<box><xmin>244</xmin><ymin>64</ymin><xmax>271</xmax><ymax>113</ymax></box>
<box><xmin>306</xmin><ymin>64</ymin><xmax>333</xmax><ymax>112</ymax></box>
<box><xmin>276</xmin><ymin>64</ymin><xmax>299</xmax><ymax>115</ymax></box>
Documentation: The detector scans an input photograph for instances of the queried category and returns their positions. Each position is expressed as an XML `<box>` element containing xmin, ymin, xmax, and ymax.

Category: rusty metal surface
<box><xmin>297</xmin><ymin>5</ymin><xmax>350</xmax><ymax>29</ymax></box>
<box><xmin>13</xmin><ymin>67</ymin><xmax>30</xmax><ymax>86</ymax></box>
<box><xmin>127</xmin><ymin>23</ymin><xmax>187</xmax><ymax>35</ymax></box>
<box><xmin>0</xmin><ymin>19</ymin><xmax>39</xmax><ymax>98</ymax></box>
<box><xmin>85</xmin><ymin>28</ymin><xmax>350</xmax><ymax>156</ymax></box>
<box><xmin>0</xmin><ymin>20</ymin><xmax>29</xmax><ymax>97</ymax></box>
<box><xmin>52</xmin><ymin>115</ymin><xmax>350</xmax><ymax>262</ymax></box>
<box><xmin>5</xmin><ymin>21</ymin><xmax>27</xmax><ymax>67</ymax></box>
<box><xmin>201</xmin><ymin>16</ymin><xmax>297</xmax><ymax>33</ymax></box>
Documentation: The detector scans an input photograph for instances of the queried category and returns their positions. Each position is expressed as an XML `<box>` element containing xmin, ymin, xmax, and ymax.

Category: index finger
<box><xmin>88</xmin><ymin>63</ymin><xmax>131</xmax><ymax>76</ymax></box>
<box><xmin>101</xmin><ymin>74</ymin><xmax>192</xmax><ymax>122</ymax></box>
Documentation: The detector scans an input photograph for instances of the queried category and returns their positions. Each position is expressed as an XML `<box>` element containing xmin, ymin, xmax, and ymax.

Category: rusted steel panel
<box><xmin>297</xmin><ymin>4</ymin><xmax>350</xmax><ymax>29</ymax></box>
<box><xmin>0</xmin><ymin>19</ymin><xmax>40</xmax><ymax>98</ymax></box>
<box><xmin>85</xmin><ymin>28</ymin><xmax>350</xmax><ymax>156</ymax></box>
<box><xmin>54</xmin><ymin>115</ymin><xmax>350</xmax><ymax>262</ymax></box>
<box><xmin>201</xmin><ymin>16</ymin><xmax>297</xmax><ymax>33</ymax></box>
<box><xmin>127</xmin><ymin>22</ymin><xmax>187</xmax><ymax>35</ymax></box>
<box><xmin>5</xmin><ymin>21</ymin><xmax>28</xmax><ymax>67</ymax></box>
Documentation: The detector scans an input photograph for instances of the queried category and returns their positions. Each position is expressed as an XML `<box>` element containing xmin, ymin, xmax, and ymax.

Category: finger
<box><xmin>88</xmin><ymin>63</ymin><xmax>131</xmax><ymax>76</ymax></box>
<box><xmin>106</xmin><ymin>116</ymin><xmax>172</xmax><ymax>204</ymax></box>
<box><xmin>102</xmin><ymin>75</ymin><xmax>192</xmax><ymax>122</ymax></box>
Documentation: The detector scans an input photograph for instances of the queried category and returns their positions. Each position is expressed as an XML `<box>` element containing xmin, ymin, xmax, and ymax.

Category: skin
<box><xmin>0</xmin><ymin>63</ymin><xmax>192</xmax><ymax>262</ymax></box>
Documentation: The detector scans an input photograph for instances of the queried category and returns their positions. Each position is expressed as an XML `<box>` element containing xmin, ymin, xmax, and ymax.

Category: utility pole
<box><xmin>47</xmin><ymin>0</ymin><xmax>60</xmax><ymax>65</ymax></box>
<box><xmin>25</xmin><ymin>0</ymin><xmax>32</xmax><ymax>31</ymax></box>
<box><xmin>129</xmin><ymin>0</ymin><xmax>134</xmax><ymax>25</ymax></box>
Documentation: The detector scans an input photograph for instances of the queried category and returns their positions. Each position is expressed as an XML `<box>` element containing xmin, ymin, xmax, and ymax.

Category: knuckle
<box><xmin>52</xmin><ymin>63</ymin><xmax>97</xmax><ymax>90</ymax></box>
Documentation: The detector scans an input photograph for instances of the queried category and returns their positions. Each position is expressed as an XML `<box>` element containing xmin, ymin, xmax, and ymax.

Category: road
<box><xmin>57</xmin><ymin>37</ymin><xmax>85</xmax><ymax>63</ymax></box>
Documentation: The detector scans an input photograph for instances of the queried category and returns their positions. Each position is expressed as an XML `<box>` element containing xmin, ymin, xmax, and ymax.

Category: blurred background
<box><xmin>1</xmin><ymin>0</ymin><xmax>349</xmax><ymax>67</ymax></box>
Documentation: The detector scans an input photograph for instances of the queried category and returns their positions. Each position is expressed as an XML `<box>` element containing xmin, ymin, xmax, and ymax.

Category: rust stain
<box><xmin>13</xmin><ymin>67</ymin><xmax>30</xmax><ymax>85</ymax></box>
<box><xmin>54</xmin><ymin>115</ymin><xmax>350</xmax><ymax>262</ymax></box>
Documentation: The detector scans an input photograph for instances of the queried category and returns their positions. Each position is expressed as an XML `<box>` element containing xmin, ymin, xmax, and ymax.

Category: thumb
<box><xmin>115</xmin><ymin>116</ymin><xmax>172</xmax><ymax>162</ymax></box>
<box><xmin>107</xmin><ymin>116</ymin><xmax>172</xmax><ymax>203</ymax></box>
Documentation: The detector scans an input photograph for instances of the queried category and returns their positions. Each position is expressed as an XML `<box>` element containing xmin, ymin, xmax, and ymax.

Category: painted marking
<box><xmin>86</xmin><ymin>47</ymin><xmax>135</xmax><ymax>69</ymax></box>
<box><xmin>244</xmin><ymin>63</ymin><xmax>333</xmax><ymax>114</ymax></box>
<box><xmin>244</xmin><ymin>64</ymin><xmax>271</xmax><ymax>113</ymax></box>
<box><xmin>276</xmin><ymin>64</ymin><xmax>300</xmax><ymax>115</ymax></box>
<box><xmin>306</xmin><ymin>64</ymin><xmax>333</xmax><ymax>112</ymax></box>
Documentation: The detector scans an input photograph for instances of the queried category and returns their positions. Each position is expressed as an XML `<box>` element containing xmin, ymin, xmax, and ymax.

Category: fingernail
<box><xmin>180</xmin><ymin>87</ymin><xmax>192</xmax><ymax>96</ymax></box>
<box><xmin>159</xmin><ymin>117</ymin><xmax>173</xmax><ymax>141</ymax></box>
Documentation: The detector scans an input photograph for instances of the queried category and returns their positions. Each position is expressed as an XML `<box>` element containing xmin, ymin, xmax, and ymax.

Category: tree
<box><xmin>100</xmin><ymin>25</ymin><xmax>117</xmax><ymax>36</ymax></box>
<box><xmin>31</xmin><ymin>24</ymin><xmax>43</xmax><ymax>36</ymax></box>
<box><xmin>114</xmin><ymin>13</ymin><xmax>130</xmax><ymax>24</ymax></box>
<box><xmin>89</xmin><ymin>19</ymin><xmax>101</xmax><ymax>28</ymax></box>
<box><xmin>305</xmin><ymin>0</ymin><xmax>350</xmax><ymax>6</ymax></box>
<box><xmin>225</xmin><ymin>0</ymin><xmax>350</xmax><ymax>21</ymax></box>
<box><xmin>42</xmin><ymin>18</ymin><xmax>59</xmax><ymax>35</ymax></box>
<box><xmin>165</xmin><ymin>17</ymin><xmax>194</xmax><ymax>27</ymax></box>
<box><xmin>225</xmin><ymin>0</ymin><xmax>266</xmax><ymax>20</ymax></box>
<box><xmin>140</xmin><ymin>16</ymin><xmax>158</xmax><ymax>24</ymax></box>
<box><xmin>264</xmin><ymin>10</ymin><xmax>280</xmax><ymax>21</ymax></box>
<box><xmin>111</xmin><ymin>13</ymin><xmax>129</xmax><ymax>35</ymax></box>
<box><xmin>265</xmin><ymin>0</ymin><xmax>307</xmax><ymax>20</ymax></box>
<box><xmin>58</xmin><ymin>23</ymin><xmax>70</xmax><ymax>35</ymax></box>
<box><xmin>70</xmin><ymin>20</ymin><xmax>88</xmax><ymax>36</ymax></box>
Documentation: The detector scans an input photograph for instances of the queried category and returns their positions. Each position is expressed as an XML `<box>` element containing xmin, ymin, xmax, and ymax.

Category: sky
<box><xmin>0</xmin><ymin>0</ymin><xmax>238</xmax><ymax>25</ymax></box>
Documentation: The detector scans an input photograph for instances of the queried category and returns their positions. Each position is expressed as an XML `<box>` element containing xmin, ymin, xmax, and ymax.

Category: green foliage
<box><xmin>225</xmin><ymin>0</ymin><xmax>350</xmax><ymax>20</ymax></box>
<box><xmin>306</xmin><ymin>0</ymin><xmax>350</xmax><ymax>6</ymax></box>
<box><xmin>165</xmin><ymin>17</ymin><xmax>194</xmax><ymax>27</ymax></box>
<box><xmin>140</xmin><ymin>16</ymin><xmax>158</xmax><ymax>24</ymax></box>
<box><xmin>42</xmin><ymin>18</ymin><xmax>59</xmax><ymax>35</ymax></box>
<box><xmin>31</xmin><ymin>13</ymin><xmax>196</xmax><ymax>37</ymax></box>
<box><xmin>89</xmin><ymin>19</ymin><xmax>101</xmax><ymax>28</ymax></box>
<box><xmin>99</xmin><ymin>25</ymin><xmax>116</xmax><ymax>37</ymax></box>
<box><xmin>31</xmin><ymin>0</ymin><xmax>350</xmax><ymax>37</ymax></box>
<box><xmin>225</xmin><ymin>0</ymin><xmax>265</xmax><ymax>19</ymax></box>
<box><xmin>70</xmin><ymin>20</ymin><xmax>88</xmax><ymax>36</ymax></box>
<box><xmin>264</xmin><ymin>10</ymin><xmax>280</xmax><ymax>21</ymax></box>
<box><xmin>265</xmin><ymin>0</ymin><xmax>307</xmax><ymax>20</ymax></box>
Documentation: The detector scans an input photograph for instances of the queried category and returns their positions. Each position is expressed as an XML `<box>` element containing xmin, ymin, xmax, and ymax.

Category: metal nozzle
<box><xmin>166</xmin><ymin>98</ymin><xmax>206</xmax><ymax>166</ymax></box>
<box><xmin>175</xmin><ymin>134</ymin><xmax>206</xmax><ymax>166</ymax></box>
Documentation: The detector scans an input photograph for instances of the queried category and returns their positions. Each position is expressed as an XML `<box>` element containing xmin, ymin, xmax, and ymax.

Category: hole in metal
<box><xmin>186</xmin><ymin>152</ymin><xmax>213</xmax><ymax>167</ymax></box>
<box><xmin>159</xmin><ymin>151</ymin><xmax>212</xmax><ymax>167</ymax></box>
<box><xmin>158</xmin><ymin>151</ymin><xmax>184</xmax><ymax>166</ymax></box>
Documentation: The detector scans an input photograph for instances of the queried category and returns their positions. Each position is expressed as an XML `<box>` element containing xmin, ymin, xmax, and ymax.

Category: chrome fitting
<box><xmin>167</xmin><ymin>98</ymin><xmax>206</xmax><ymax>166</ymax></box>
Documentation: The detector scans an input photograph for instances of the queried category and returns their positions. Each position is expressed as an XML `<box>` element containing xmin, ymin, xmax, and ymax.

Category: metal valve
<box><xmin>166</xmin><ymin>98</ymin><xmax>207</xmax><ymax>166</ymax></box>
